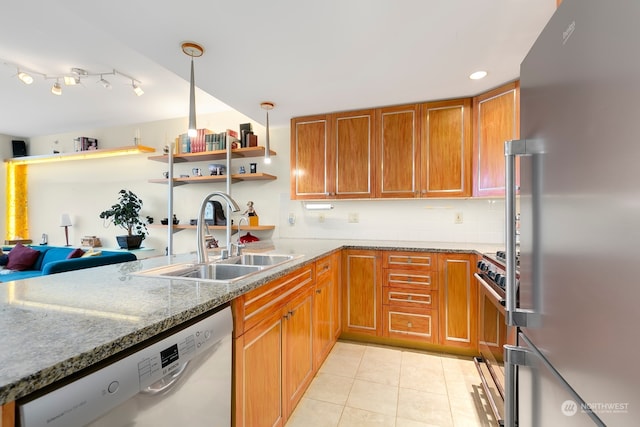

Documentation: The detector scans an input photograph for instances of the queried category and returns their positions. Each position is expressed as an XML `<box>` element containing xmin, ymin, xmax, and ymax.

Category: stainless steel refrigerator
<box><xmin>504</xmin><ymin>0</ymin><xmax>640</xmax><ymax>425</ymax></box>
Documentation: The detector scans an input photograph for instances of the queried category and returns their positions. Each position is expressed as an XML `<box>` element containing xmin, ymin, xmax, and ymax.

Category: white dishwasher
<box><xmin>18</xmin><ymin>304</ymin><xmax>232</xmax><ymax>427</ymax></box>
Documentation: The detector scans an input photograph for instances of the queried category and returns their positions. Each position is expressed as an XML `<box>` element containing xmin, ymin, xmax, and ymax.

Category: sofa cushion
<box><xmin>6</xmin><ymin>243</ymin><xmax>41</xmax><ymax>271</ymax></box>
<box><xmin>41</xmin><ymin>248</ymin><xmax>76</xmax><ymax>267</ymax></box>
<box><xmin>67</xmin><ymin>248</ymin><xmax>85</xmax><ymax>259</ymax></box>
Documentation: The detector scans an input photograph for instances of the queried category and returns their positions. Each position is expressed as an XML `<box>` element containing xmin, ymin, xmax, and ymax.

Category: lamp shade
<box><xmin>60</xmin><ymin>214</ymin><xmax>72</xmax><ymax>227</ymax></box>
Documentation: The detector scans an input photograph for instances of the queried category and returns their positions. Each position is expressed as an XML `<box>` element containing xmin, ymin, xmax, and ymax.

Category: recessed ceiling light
<box><xmin>469</xmin><ymin>70</ymin><xmax>488</xmax><ymax>80</ymax></box>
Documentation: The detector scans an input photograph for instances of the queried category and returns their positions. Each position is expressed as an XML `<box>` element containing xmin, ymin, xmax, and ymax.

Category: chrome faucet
<box><xmin>196</xmin><ymin>192</ymin><xmax>240</xmax><ymax>264</ymax></box>
<box><xmin>233</xmin><ymin>216</ymin><xmax>249</xmax><ymax>257</ymax></box>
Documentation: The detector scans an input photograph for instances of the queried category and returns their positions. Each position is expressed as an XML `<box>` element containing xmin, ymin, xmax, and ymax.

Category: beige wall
<box><xmin>17</xmin><ymin>111</ymin><xmax>504</xmax><ymax>255</ymax></box>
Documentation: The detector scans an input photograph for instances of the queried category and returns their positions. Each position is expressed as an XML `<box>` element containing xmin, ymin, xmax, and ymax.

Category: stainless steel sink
<box><xmin>219</xmin><ymin>253</ymin><xmax>300</xmax><ymax>267</ymax></box>
<box><xmin>134</xmin><ymin>262</ymin><xmax>263</xmax><ymax>282</ymax></box>
<box><xmin>133</xmin><ymin>253</ymin><xmax>302</xmax><ymax>283</ymax></box>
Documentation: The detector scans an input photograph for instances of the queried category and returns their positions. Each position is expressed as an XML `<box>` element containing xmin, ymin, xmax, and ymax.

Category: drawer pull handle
<box><xmin>407</xmin><ymin>295</ymin><xmax>412</xmax><ymax>300</ymax></box>
<box><xmin>407</xmin><ymin>277</ymin><xmax>412</xmax><ymax>283</ymax></box>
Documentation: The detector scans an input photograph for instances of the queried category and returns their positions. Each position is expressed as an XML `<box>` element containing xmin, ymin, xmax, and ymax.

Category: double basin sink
<box><xmin>135</xmin><ymin>253</ymin><xmax>302</xmax><ymax>283</ymax></box>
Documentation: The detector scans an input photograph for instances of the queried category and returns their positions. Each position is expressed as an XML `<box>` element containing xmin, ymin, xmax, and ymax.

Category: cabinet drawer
<box><xmin>383</xmin><ymin>306</ymin><xmax>437</xmax><ymax>342</ymax></box>
<box><xmin>383</xmin><ymin>269</ymin><xmax>435</xmax><ymax>289</ymax></box>
<box><xmin>236</xmin><ymin>265</ymin><xmax>314</xmax><ymax>334</ymax></box>
<box><xmin>383</xmin><ymin>251</ymin><xmax>435</xmax><ymax>270</ymax></box>
<box><xmin>315</xmin><ymin>252</ymin><xmax>338</xmax><ymax>281</ymax></box>
<box><xmin>383</xmin><ymin>287</ymin><xmax>436</xmax><ymax>308</ymax></box>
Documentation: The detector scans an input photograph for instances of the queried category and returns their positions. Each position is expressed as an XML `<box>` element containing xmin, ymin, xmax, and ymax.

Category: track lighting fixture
<box><xmin>132</xmin><ymin>81</ymin><xmax>144</xmax><ymax>96</ymax></box>
<box><xmin>181</xmin><ymin>41</ymin><xmax>204</xmax><ymax>138</ymax></box>
<box><xmin>18</xmin><ymin>70</ymin><xmax>33</xmax><ymax>85</ymax></box>
<box><xmin>98</xmin><ymin>75</ymin><xmax>111</xmax><ymax>89</ymax></box>
<box><xmin>260</xmin><ymin>102</ymin><xmax>274</xmax><ymax>164</ymax></box>
<box><xmin>51</xmin><ymin>80</ymin><xmax>62</xmax><ymax>96</ymax></box>
<box><xmin>1</xmin><ymin>60</ymin><xmax>143</xmax><ymax>96</ymax></box>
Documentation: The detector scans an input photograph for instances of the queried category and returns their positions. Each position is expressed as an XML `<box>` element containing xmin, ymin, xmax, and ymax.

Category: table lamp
<box><xmin>60</xmin><ymin>214</ymin><xmax>72</xmax><ymax>246</ymax></box>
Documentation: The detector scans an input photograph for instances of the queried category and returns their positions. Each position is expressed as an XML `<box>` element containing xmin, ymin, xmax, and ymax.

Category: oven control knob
<box><xmin>488</xmin><ymin>271</ymin><xmax>495</xmax><ymax>280</ymax></box>
<box><xmin>494</xmin><ymin>273</ymin><xmax>502</xmax><ymax>283</ymax></box>
<box><xmin>478</xmin><ymin>262</ymin><xmax>488</xmax><ymax>271</ymax></box>
<box><xmin>499</xmin><ymin>277</ymin><xmax>506</xmax><ymax>287</ymax></box>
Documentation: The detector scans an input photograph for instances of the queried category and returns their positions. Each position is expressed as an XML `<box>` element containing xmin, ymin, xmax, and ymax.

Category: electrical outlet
<box><xmin>348</xmin><ymin>212</ymin><xmax>359</xmax><ymax>223</ymax></box>
<box><xmin>318</xmin><ymin>214</ymin><xmax>325</xmax><ymax>223</ymax></box>
<box><xmin>454</xmin><ymin>212</ymin><xmax>463</xmax><ymax>224</ymax></box>
<box><xmin>288</xmin><ymin>212</ymin><xmax>296</xmax><ymax>225</ymax></box>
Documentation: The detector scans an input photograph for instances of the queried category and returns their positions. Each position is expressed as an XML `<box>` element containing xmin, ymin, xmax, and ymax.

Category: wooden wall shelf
<box><xmin>148</xmin><ymin>173</ymin><xmax>276</xmax><ymax>185</ymax></box>
<box><xmin>5</xmin><ymin>145</ymin><xmax>156</xmax><ymax>165</ymax></box>
<box><xmin>148</xmin><ymin>146</ymin><xmax>276</xmax><ymax>163</ymax></box>
<box><xmin>149</xmin><ymin>224</ymin><xmax>275</xmax><ymax>232</ymax></box>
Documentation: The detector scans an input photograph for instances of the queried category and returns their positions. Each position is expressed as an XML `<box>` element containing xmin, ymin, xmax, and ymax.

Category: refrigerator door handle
<box><xmin>506</xmin><ymin>333</ymin><xmax>607</xmax><ymax>427</ymax></box>
<box><xmin>505</xmin><ymin>139</ymin><xmax>543</xmax><ymax>328</ymax></box>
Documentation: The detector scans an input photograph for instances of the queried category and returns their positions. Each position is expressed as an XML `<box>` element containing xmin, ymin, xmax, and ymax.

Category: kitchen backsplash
<box><xmin>278</xmin><ymin>195</ymin><xmax>505</xmax><ymax>244</ymax></box>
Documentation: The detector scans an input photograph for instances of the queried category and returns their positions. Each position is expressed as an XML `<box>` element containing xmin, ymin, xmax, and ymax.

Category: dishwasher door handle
<box><xmin>141</xmin><ymin>360</ymin><xmax>191</xmax><ymax>395</ymax></box>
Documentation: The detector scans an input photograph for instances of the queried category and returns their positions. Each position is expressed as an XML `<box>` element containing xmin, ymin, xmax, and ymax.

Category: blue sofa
<box><xmin>0</xmin><ymin>245</ymin><xmax>137</xmax><ymax>282</ymax></box>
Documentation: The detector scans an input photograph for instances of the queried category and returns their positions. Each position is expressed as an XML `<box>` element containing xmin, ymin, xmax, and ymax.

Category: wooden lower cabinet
<box><xmin>342</xmin><ymin>249</ymin><xmax>382</xmax><ymax>337</ymax></box>
<box><xmin>234</xmin><ymin>265</ymin><xmax>316</xmax><ymax>427</ymax></box>
<box><xmin>438</xmin><ymin>253</ymin><xmax>478</xmax><ymax>351</ymax></box>
<box><xmin>313</xmin><ymin>252</ymin><xmax>340</xmax><ymax>369</ymax></box>
<box><xmin>1</xmin><ymin>401</ymin><xmax>15</xmax><ymax>427</ymax></box>
<box><xmin>381</xmin><ymin>251</ymin><xmax>439</xmax><ymax>344</ymax></box>
<box><xmin>235</xmin><ymin>309</ymin><xmax>284</xmax><ymax>427</ymax></box>
<box><xmin>282</xmin><ymin>288</ymin><xmax>315</xmax><ymax>418</ymax></box>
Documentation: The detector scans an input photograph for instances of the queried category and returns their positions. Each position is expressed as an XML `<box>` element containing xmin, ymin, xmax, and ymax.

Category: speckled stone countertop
<box><xmin>0</xmin><ymin>238</ymin><xmax>501</xmax><ymax>405</ymax></box>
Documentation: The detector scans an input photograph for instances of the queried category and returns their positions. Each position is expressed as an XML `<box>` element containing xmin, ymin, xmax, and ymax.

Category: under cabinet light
<box><xmin>132</xmin><ymin>81</ymin><xmax>144</xmax><ymax>96</ymax></box>
<box><xmin>304</xmin><ymin>202</ymin><xmax>334</xmax><ymax>210</ymax></box>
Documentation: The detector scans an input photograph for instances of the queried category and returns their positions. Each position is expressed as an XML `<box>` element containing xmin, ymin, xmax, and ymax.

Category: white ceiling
<box><xmin>0</xmin><ymin>0</ymin><xmax>556</xmax><ymax>138</ymax></box>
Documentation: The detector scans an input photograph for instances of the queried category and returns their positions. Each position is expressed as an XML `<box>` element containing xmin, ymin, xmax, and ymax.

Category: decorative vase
<box><xmin>116</xmin><ymin>235</ymin><xmax>143</xmax><ymax>250</ymax></box>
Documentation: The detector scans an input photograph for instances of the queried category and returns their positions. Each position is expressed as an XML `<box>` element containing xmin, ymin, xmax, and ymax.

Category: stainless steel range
<box><xmin>474</xmin><ymin>252</ymin><xmax>519</xmax><ymax>427</ymax></box>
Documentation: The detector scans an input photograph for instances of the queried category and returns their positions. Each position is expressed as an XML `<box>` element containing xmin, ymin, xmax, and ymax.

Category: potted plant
<box><xmin>99</xmin><ymin>189</ymin><xmax>149</xmax><ymax>249</ymax></box>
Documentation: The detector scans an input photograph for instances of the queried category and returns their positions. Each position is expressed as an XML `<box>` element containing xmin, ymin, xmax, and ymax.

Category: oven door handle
<box><xmin>474</xmin><ymin>273</ymin><xmax>505</xmax><ymax>306</ymax></box>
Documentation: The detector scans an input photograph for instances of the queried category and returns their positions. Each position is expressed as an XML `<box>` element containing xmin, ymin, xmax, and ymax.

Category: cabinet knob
<box><xmin>407</xmin><ymin>322</ymin><xmax>413</xmax><ymax>328</ymax></box>
<box><xmin>316</xmin><ymin>289</ymin><xmax>322</xmax><ymax>294</ymax></box>
<box><xmin>407</xmin><ymin>295</ymin><xmax>412</xmax><ymax>300</ymax></box>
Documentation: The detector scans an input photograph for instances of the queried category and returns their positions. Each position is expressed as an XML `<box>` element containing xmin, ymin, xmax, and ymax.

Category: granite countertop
<box><xmin>0</xmin><ymin>238</ymin><xmax>501</xmax><ymax>405</ymax></box>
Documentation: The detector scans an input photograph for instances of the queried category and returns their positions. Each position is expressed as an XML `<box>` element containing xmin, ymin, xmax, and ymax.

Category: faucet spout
<box><xmin>196</xmin><ymin>192</ymin><xmax>240</xmax><ymax>264</ymax></box>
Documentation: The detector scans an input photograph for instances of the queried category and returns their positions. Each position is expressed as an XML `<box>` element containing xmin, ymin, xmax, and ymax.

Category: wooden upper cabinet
<box><xmin>421</xmin><ymin>98</ymin><xmax>472</xmax><ymax>197</ymax></box>
<box><xmin>333</xmin><ymin>109</ymin><xmax>375</xmax><ymax>198</ymax></box>
<box><xmin>376</xmin><ymin>104</ymin><xmax>420</xmax><ymax>198</ymax></box>
<box><xmin>290</xmin><ymin>115</ymin><xmax>332</xmax><ymax>199</ymax></box>
<box><xmin>473</xmin><ymin>81</ymin><xmax>520</xmax><ymax>197</ymax></box>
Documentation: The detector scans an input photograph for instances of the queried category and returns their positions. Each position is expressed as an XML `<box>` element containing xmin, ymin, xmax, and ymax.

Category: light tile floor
<box><xmin>285</xmin><ymin>341</ymin><xmax>496</xmax><ymax>427</ymax></box>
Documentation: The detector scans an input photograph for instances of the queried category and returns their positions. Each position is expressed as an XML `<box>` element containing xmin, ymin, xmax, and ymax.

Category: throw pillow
<box><xmin>81</xmin><ymin>250</ymin><xmax>102</xmax><ymax>257</ymax></box>
<box><xmin>66</xmin><ymin>248</ymin><xmax>85</xmax><ymax>259</ymax></box>
<box><xmin>0</xmin><ymin>254</ymin><xmax>8</xmax><ymax>266</ymax></box>
<box><xmin>6</xmin><ymin>243</ymin><xmax>40</xmax><ymax>271</ymax></box>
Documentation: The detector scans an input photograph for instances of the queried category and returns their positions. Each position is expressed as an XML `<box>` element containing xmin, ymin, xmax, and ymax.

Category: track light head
<box><xmin>17</xmin><ymin>71</ymin><xmax>33</xmax><ymax>85</ymax></box>
<box><xmin>98</xmin><ymin>75</ymin><xmax>111</xmax><ymax>89</ymax></box>
<box><xmin>51</xmin><ymin>81</ymin><xmax>62</xmax><ymax>96</ymax></box>
<box><xmin>132</xmin><ymin>81</ymin><xmax>144</xmax><ymax>96</ymax></box>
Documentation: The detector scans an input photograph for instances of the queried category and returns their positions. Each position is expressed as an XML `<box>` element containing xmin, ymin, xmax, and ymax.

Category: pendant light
<box><xmin>182</xmin><ymin>42</ymin><xmax>204</xmax><ymax>138</ymax></box>
<box><xmin>260</xmin><ymin>102</ymin><xmax>274</xmax><ymax>164</ymax></box>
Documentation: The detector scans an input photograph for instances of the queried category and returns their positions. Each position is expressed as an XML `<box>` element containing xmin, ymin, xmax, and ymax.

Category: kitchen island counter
<box><xmin>0</xmin><ymin>238</ymin><xmax>500</xmax><ymax>405</ymax></box>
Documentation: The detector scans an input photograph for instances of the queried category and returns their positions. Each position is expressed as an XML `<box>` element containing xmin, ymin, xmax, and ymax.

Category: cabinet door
<box><xmin>235</xmin><ymin>310</ymin><xmax>284</xmax><ymax>427</ymax></box>
<box><xmin>376</xmin><ymin>104</ymin><xmax>420</xmax><ymax>198</ymax></box>
<box><xmin>438</xmin><ymin>253</ymin><xmax>477</xmax><ymax>350</ymax></box>
<box><xmin>420</xmin><ymin>98</ymin><xmax>472</xmax><ymax>197</ymax></box>
<box><xmin>283</xmin><ymin>288</ymin><xmax>314</xmax><ymax>419</ymax></box>
<box><xmin>333</xmin><ymin>109</ymin><xmax>375</xmax><ymax>198</ymax></box>
<box><xmin>473</xmin><ymin>81</ymin><xmax>520</xmax><ymax>197</ymax></box>
<box><xmin>290</xmin><ymin>115</ymin><xmax>333</xmax><ymax>199</ymax></box>
<box><xmin>342</xmin><ymin>249</ymin><xmax>382</xmax><ymax>336</ymax></box>
<box><xmin>313</xmin><ymin>253</ymin><xmax>340</xmax><ymax>368</ymax></box>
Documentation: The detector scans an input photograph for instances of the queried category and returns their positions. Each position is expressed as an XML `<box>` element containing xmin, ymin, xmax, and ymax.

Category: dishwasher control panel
<box><xmin>18</xmin><ymin>306</ymin><xmax>232</xmax><ymax>427</ymax></box>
